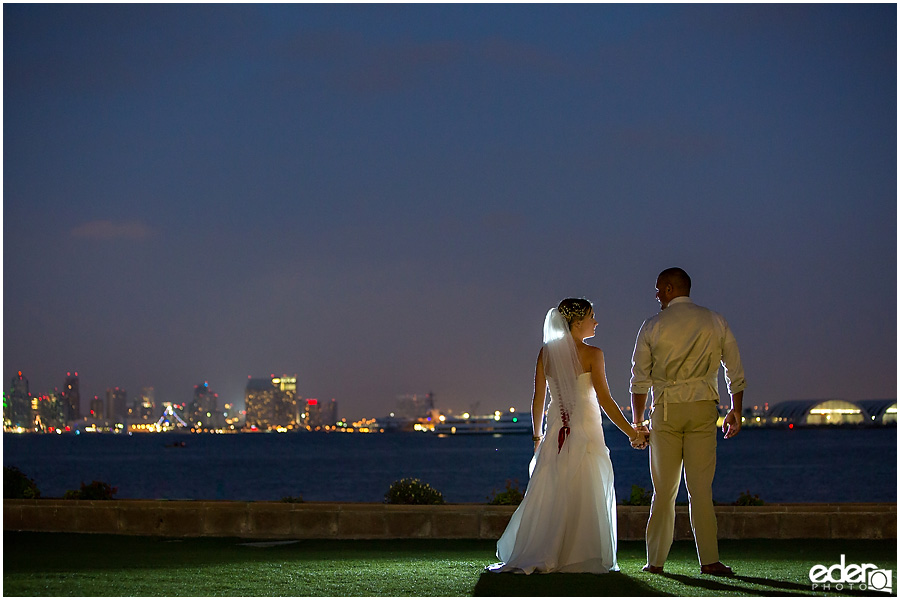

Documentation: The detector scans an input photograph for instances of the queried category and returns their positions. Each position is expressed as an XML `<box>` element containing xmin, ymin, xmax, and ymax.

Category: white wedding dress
<box><xmin>487</xmin><ymin>371</ymin><xmax>619</xmax><ymax>574</ymax></box>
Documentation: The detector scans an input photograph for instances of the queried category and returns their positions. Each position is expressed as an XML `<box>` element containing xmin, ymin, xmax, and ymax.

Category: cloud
<box><xmin>70</xmin><ymin>219</ymin><xmax>157</xmax><ymax>241</ymax></box>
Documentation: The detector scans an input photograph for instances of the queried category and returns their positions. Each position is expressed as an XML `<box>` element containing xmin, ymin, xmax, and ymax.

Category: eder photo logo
<box><xmin>809</xmin><ymin>554</ymin><xmax>892</xmax><ymax>593</ymax></box>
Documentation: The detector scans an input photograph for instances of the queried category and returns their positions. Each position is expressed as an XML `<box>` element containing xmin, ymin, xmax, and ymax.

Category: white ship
<box><xmin>434</xmin><ymin>411</ymin><xmax>531</xmax><ymax>435</ymax></box>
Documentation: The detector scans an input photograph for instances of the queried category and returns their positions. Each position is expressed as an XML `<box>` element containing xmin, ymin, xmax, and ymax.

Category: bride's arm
<box><xmin>590</xmin><ymin>348</ymin><xmax>641</xmax><ymax>444</ymax></box>
<box><xmin>531</xmin><ymin>348</ymin><xmax>548</xmax><ymax>450</ymax></box>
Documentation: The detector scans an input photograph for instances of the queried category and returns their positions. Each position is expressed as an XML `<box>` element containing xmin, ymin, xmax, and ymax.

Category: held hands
<box><xmin>630</xmin><ymin>425</ymin><xmax>650</xmax><ymax>450</ymax></box>
<box><xmin>722</xmin><ymin>410</ymin><xmax>741</xmax><ymax>439</ymax></box>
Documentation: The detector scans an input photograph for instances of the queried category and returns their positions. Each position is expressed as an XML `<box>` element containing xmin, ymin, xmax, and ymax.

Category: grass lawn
<box><xmin>3</xmin><ymin>532</ymin><xmax>896</xmax><ymax>596</ymax></box>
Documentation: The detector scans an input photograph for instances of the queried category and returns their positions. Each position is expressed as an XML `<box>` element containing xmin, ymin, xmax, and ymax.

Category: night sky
<box><xmin>4</xmin><ymin>4</ymin><xmax>896</xmax><ymax>421</ymax></box>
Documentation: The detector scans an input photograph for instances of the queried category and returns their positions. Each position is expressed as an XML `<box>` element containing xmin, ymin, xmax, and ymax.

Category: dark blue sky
<box><xmin>4</xmin><ymin>4</ymin><xmax>896</xmax><ymax>421</ymax></box>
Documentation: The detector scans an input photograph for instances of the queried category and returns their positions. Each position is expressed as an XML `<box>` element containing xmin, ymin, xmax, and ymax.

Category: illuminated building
<box><xmin>806</xmin><ymin>400</ymin><xmax>864</xmax><ymax>426</ymax></box>
<box><xmin>324</xmin><ymin>398</ymin><xmax>338</xmax><ymax>428</ymax></box>
<box><xmin>6</xmin><ymin>371</ymin><xmax>32</xmax><ymax>429</ymax></box>
<box><xmin>188</xmin><ymin>382</ymin><xmax>219</xmax><ymax>429</ymax></box>
<box><xmin>245</xmin><ymin>375</ymin><xmax>300</xmax><ymax>431</ymax></box>
<box><xmin>106</xmin><ymin>388</ymin><xmax>127</xmax><ymax>422</ymax></box>
<box><xmin>62</xmin><ymin>372</ymin><xmax>81</xmax><ymax>422</ymax></box>
<box><xmin>272</xmin><ymin>376</ymin><xmax>300</xmax><ymax>428</ymax></box>
<box><xmin>128</xmin><ymin>386</ymin><xmax>156</xmax><ymax>421</ymax></box>
<box><xmin>90</xmin><ymin>395</ymin><xmax>104</xmax><ymax>419</ymax></box>
<box><xmin>222</xmin><ymin>402</ymin><xmax>238</xmax><ymax>429</ymax></box>
<box><xmin>153</xmin><ymin>403</ymin><xmax>189</xmax><ymax>431</ymax></box>
<box><xmin>395</xmin><ymin>392</ymin><xmax>434</xmax><ymax>420</ymax></box>
<box><xmin>766</xmin><ymin>398</ymin><xmax>898</xmax><ymax>427</ymax></box>
<box><xmin>300</xmin><ymin>397</ymin><xmax>338</xmax><ymax>430</ymax></box>
<box><xmin>33</xmin><ymin>392</ymin><xmax>66</xmax><ymax>431</ymax></box>
<box><xmin>858</xmin><ymin>399</ymin><xmax>898</xmax><ymax>425</ymax></box>
<box><xmin>302</xmin><ymin>398</ymin><xmax>322</xmax><ymax>429</ymax></box>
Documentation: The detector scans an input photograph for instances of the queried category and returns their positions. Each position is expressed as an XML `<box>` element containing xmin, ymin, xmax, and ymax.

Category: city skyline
<box><xmin>8</xmin><ymin>362</ymin><xmax>893</xmax><ymax>434</ymax></box>
<box><xmin>6</xmin><ymin>366</ymin><xmax>431</xmax><ymax>428</ymax></box>
<box><xmin>4</xmin><ymin>4</ymin><xmax>896</xmax><ymax>422</ymax></box>
<box><xmin>3</xmin><ymin>367</ymin><xmax>431</xmax><ymax>422</ymax></box>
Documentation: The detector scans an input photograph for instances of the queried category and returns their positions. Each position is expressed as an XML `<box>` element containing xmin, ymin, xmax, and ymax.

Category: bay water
<box><xmin>3</xmin><ymin>427</ymin><xmax>895</xmax><ymax>504</ymax></box>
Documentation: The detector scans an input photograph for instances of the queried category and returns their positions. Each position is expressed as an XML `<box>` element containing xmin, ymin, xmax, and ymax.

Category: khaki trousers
<box><xmin>646</xmin><ymin>400</ymin><xmax>719</xmax><ymax>567</ymax></box>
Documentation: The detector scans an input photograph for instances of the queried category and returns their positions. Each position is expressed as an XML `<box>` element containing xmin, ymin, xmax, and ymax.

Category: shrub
<box><xmin>734</xmin><ymin>490</ymin><xmax>764</xmax><ymax>506</ymax></box>
<box><xmin>620</xmin><ymin>484</ymin><xmax>652</xmax><ymax>506</ymax></box>
<box><xmin>281</xmin><ymin>495</ymin><xmax>304</xmax><ymax>503</ymax></box>
<box><xmin>64</xmin><ymin>480</ymin><xmax>117</xmax><ymax>500</ymax></box>
<box><xmin>4</xmin><ymin>466</ymin><xmax>40</xmax><ymax>499</ymax></box>
<box><xmin>488</xmin><ymin>479</ymin><xmax>524</xmax><ymax>505</ymax></box>
<box><xmin>384</xmin><ymin>478</ymin><xmax>445</xmax><ymax>505</ymax></box>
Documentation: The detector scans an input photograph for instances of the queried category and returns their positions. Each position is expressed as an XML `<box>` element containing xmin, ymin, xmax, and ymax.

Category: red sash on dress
<box><xmin>558</xmin><ymin>404</ymin><xmax>571</xmax><ymax>453</ymax></box>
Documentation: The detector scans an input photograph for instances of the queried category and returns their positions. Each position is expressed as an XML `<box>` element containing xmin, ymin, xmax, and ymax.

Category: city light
<box><xmin>3</xmin><ymin>366</ymin><xmax>894</xmax><ymax>435</ymax></box>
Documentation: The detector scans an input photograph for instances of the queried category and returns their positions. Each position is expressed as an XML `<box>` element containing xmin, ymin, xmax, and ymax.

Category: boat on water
<box><xmin>434</xmin><ymin>411</ymin><xmax>531</xmax><ymax>435</ymax></box>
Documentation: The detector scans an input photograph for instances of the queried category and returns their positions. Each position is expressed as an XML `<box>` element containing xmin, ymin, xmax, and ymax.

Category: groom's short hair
<box><xmin>659</xmin><ymin>267</ymin><xmax>691</xmax><ymax>294</ymax></box>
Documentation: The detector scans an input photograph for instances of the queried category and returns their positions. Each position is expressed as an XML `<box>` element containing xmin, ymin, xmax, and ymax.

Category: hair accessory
<box><xmin>558</xmin><ymin>299</ymin><xmax>591</xmax><ymax>323</ymax></box>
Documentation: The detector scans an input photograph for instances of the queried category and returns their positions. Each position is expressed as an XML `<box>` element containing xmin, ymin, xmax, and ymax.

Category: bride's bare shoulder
<box><xmin>575</xmin><ymin>344</ymin><xmax>604</xmax><ymax>371</ymax></box>
<box><xmin>585</xmin><ymin>344</ymin><xmax>606</xmax><ymax>362</ymax></box>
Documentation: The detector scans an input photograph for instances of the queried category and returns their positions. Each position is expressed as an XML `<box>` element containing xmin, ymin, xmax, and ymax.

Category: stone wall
<box><xmin>3</xmin><ymin>500</ymin><xmax>895</xmax><ymax>540</ymax></box>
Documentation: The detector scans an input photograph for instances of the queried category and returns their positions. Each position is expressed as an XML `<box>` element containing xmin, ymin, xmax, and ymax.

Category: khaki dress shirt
<box><xmin>630</xmin><ymin>296</ymin><xmax>746</xmax><ymax>420</ymax></box>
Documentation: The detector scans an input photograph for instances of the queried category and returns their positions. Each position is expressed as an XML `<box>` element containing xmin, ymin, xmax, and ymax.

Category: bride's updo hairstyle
<box><xmin>557</xmin><ymin>298</ymin><xmax>592</xmax><ymax>330</ymax></box>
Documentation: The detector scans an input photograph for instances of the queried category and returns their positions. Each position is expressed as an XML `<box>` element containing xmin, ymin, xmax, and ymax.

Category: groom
<box><xmin>629</xmin><ymin>267</ymin><xmax>746</xmax><ymax>576</ymax></box>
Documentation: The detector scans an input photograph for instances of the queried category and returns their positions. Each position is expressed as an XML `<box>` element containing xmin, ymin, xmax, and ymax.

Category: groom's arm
<box><xmin>631</xmin><ymin>392</ymin><xmax>648</xmax><ymax>424</ymax></box>
<box><xmin>630</xmin><ymin>321</ymin><xmax>652</xmax><ymax>425</ymax></box>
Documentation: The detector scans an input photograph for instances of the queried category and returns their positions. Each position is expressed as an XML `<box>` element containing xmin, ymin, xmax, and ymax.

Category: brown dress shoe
<box><xmin>642</xmin><ymin>564</ymin><xmax>664</xmax><ymax>574</ymax></box>
<box><xmin>700</xmin><ymin>562</ymin><xmax>734</xmax><ymax>576</ymax></box>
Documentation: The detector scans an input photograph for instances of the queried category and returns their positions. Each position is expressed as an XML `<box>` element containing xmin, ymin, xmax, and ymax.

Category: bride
<box><xmin>487</xmin><ymin>298</ymin><xmax>647</xmax><ymax>574</ymax></box>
